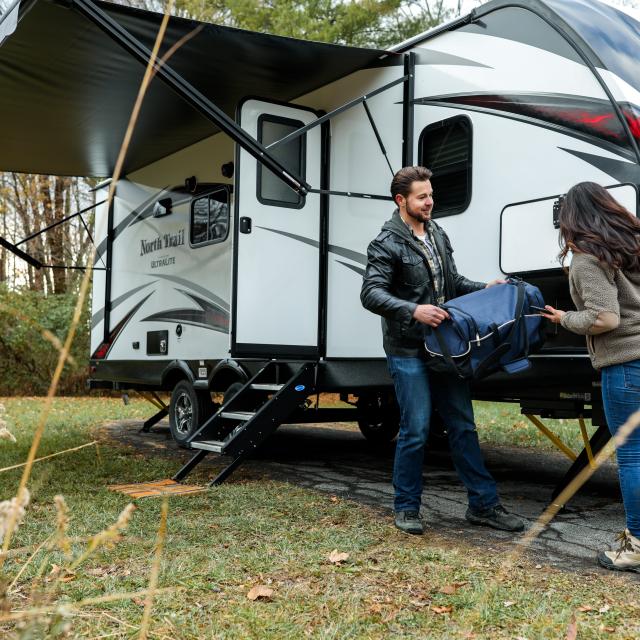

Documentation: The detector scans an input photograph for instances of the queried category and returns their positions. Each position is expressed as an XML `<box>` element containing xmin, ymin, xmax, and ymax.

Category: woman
<box><xmin>542</xmin><ymin>181</ymin><xmax>640</xmax><ymax>573</ymax></box>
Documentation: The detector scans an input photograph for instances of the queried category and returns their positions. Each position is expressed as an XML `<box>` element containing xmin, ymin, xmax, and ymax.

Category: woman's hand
<box><xmin>540</xmin><ymin>305</ymin><xmax>566</xmax><ymax>324</ymax></box>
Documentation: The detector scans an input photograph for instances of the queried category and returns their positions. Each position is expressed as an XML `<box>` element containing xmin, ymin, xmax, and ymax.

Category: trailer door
<box><xmin>501</xmin><ymin>183</ymin><xmax>638</xmax><ymax>274</ymax></box>
<box><xmin>233</xmin><ymin>99</ymin><xmax>322</xmax><ymax>358</ymax></box>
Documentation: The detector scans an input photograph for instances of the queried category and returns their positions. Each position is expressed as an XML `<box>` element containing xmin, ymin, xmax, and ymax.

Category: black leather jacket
<box><xmin>361</xmin><ymin>210</ymin><xmax>485</xmax><ymax>356</ymax></box>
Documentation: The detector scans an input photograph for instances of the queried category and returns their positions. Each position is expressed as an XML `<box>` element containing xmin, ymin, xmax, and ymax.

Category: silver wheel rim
<box><xmin>175</xmin><ymin>392</ymin><xmax>193</xmax><ymax>435</ymax></box>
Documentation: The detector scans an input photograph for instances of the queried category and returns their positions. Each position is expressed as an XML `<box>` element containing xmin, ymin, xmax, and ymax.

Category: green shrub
<box><xmin>0</xmin><ymin>285</ymin><xmax>90</xmax><ymax>395</ymax></box>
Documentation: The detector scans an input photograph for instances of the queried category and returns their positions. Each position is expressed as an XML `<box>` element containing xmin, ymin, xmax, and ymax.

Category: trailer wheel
<box><xmin>356</xmin><ymin>392</ymin><xmax>400</xmax><ymax>444</ymax></box>
<box><xmin>223</xmin><ymin>381</ymin><xmax>244</xmax><ymax>405</ymax></box>
<box><xmin>169</xmin><ymin>380</ymin><xmax>213</xmax><ymax>447</ymax></box>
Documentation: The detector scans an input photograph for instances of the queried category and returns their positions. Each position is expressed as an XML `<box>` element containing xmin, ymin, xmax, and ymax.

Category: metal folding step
<box><xmin>250</xmin><ymin>383</ymin><xmax>283</xmax><ymax>391</ymax></box>
<box><xmin>190</xmin><ymin>440</ymin><xmax>225</xmax><ymax>453</ymax></box>
<box><xmin>220</xmin><ymin>410</ymin><xmax>255</xmax><ymax>421</ymax></box>
<box><xmin>173</xmin><ymin>361</ymin><xmax>316</xmax><ymax>485</ymax></box>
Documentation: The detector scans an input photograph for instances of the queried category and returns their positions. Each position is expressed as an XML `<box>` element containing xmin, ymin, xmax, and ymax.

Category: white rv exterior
<box><xmin>85</xmin><ymin>0</ymin><xmax>640</xmax><ymax>443</ymax></box>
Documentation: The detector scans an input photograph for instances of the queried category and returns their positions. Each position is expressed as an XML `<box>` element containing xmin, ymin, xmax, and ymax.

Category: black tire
<box><xmin>223</xmin><ymin>381</ymin><xmax>245</xmax><ymax>406</ymax></box>
<box><xmin>356</xmin><ymin>392</ymin><xmax>400</xmax><ymax>444</ymax></box>
<box><xmin>169</xmin><ymin>380</ymin><xmax>213</xmax><ymax>447</ymax></box>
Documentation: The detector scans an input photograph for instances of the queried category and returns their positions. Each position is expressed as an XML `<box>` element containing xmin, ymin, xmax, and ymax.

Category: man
<box><xmin>361</xmin><ymin>166</ymin><xmax>524</xmax><ymax>535</ymax></box>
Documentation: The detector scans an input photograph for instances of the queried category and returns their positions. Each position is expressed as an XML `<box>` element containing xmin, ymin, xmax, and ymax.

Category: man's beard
<box><xmin>405</xmin><ymin>201</ymin><xmax>432</xmax><ymax>223</ymax></box>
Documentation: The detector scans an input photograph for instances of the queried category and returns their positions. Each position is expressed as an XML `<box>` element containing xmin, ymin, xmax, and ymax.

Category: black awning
<box><xmin>0</xmin><ymin>0</ymin><xmax>391</xmax><ymax>177</ymax></box>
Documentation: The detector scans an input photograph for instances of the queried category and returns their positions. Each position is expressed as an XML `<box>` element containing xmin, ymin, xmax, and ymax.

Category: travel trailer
<box><xmin>1</xmin><ymin>0</ymin><xmax>639</xmax><ymax>486</ymax></box>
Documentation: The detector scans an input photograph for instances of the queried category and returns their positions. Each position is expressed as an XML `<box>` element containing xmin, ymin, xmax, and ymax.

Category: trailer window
<box><xmin>190</xmin><ymin>188</ymin><xmax>230</xmax><ymax>247</ymax></box>
<box><xmin>419</xmin><ymin>116</ymin><xmax>472</xmax><ymax>218</ymax></box>
<box><xmin>257</xmin><ymin>115</ymin><xmax>306</xmax><ymax>208</ymax></box>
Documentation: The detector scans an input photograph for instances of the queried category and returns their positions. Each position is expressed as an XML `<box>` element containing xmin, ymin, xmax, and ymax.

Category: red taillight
<box><xmin>624</xmin><ymin>110</ymin><xmax>640</xmax><ymax>140</ymax></box>
<box><xmin>92</xmin><ymin>342</ymin><xmax>111</xmax><ymax>359</ymax></box>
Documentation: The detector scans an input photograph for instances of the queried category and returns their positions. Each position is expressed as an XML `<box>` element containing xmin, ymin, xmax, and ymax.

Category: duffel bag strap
<box><xmin>473</xmin><ymin>282</ymin><xmax>527</xmax><ymax>380</ymax></box>
<box><xmin>430</xmin><ymin>327</ymin><xmax>467</xmax><ymax>379</ymax></box>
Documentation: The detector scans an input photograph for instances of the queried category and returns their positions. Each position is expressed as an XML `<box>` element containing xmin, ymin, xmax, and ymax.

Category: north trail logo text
<box><xmin>140</xmin><ymin>229</ymin><xmax>185</xmax><ymax>256</ymax></box>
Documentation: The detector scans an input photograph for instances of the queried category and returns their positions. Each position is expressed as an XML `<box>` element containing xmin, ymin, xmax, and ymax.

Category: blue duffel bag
<box><xmin>423</xmin><ymin>279</ymin><xmax>546</xmax><ymax>380</ymax></box>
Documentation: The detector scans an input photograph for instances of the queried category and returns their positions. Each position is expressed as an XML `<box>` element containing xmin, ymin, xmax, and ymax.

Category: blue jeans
<box><xmin>387</xmin><ymin>355</ymin><xmax>499</xmax><ymax>513</ymax></box>
<box><xmin>601</xmin><ymin>359</ymin><xmax>640</xmax><ymax>537</ymax></box>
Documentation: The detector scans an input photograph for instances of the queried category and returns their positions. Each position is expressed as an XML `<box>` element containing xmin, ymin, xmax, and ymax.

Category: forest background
<box><xmin>0</xmin><ymin>0</ymin><xmax>637</xmax><ymax>394</ymax></box>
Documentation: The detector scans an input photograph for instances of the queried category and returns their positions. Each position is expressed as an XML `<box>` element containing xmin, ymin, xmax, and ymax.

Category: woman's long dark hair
<box><xmin>558</xmin><ymin>181</ymin><xmax>640</xmax><ymax>271</ymax></box>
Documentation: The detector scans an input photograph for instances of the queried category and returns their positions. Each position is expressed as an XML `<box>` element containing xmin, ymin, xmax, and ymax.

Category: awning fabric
<box><xmin>0</xmin><ymin>0</ymin><xmax>390</xmax><ymax>177</ymax></box>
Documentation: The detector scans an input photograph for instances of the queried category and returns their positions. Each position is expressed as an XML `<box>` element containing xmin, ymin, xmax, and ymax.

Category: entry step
<box><xmin>190</xmin><ymin>440</ymin><xmax>225</xmax><ymax>453</ymax></box>
<box><xmin>250</xmin><ymin>383</ymin><xmax>284</xmax><ymax>391</ymax></box>
<box><xmin>220</xmin><ymin>411</ymin><xmax>255</xmax><ymax>421</ymax></box>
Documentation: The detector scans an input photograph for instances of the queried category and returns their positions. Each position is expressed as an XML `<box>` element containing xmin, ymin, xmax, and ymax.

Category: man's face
<box><xmin>398</xmin><ymin>180</ymin><xmax>434</xmax><ymax>222</ymax></box>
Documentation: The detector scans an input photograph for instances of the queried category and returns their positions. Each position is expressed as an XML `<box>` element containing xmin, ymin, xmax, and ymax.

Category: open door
<box><xmin>500</xmin><ymin>184</ymin><xmax>639</xmax><ymax>274</ymax></box>
<box><xmin>232</xmin><ymin>99</ymin><xmax>323</xmax><ymax>357</ymax></box>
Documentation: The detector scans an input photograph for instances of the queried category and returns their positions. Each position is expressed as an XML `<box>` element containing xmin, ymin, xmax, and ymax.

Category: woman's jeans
<box><xmin>601</xmin><ymin>359</ymin><xmax>640</xmax><ymax>537</ymax></box>
<box><xmin>387</xmin><ymin>355</ymin><xmax>499</xmax><ymax>513</ymax></box>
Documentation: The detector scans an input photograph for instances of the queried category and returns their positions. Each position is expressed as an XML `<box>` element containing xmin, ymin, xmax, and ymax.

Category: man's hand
<box><xmin>485</xmin><ymin>278</ymin><xmax>508</xmax><ymax>288</ymax></box>
<box><xmin>540</xmin><ymin>305</ymin><xmax>566</xmax><ymax>324</ymax></box>
<box><xmin>412</xmin><ymin>304</ymin><xmax>450</xmax><ymax>327</ymax></box>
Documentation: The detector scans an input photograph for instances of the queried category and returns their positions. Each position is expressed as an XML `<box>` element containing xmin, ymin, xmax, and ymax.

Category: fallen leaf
<box><xmin>599</xmin><ymin>604</ymin><xmax>611</xmax><ymax>613</ymax></box>
<box><xmin>439</xmin><ymin>581</ymin><xmax>468</xmax><ymax>594</ymax></box>
<box><xmin>328</xmin><ymin>549</ymin><xmax>349</xmax><ymax>565</ymax></box>
<box><xmin>503</xmin><ymin>601</ymin><xmax>516</xmax><ymax>608</ymax></box>
<box><xmin>369</xmin><ymin>603</ymin><xmax>383</xmax><ymax>614</ymax></box>
<box><xmin>432</xmin><ymin>605</ymin><xmax>453</xmax><ymax>614</ymax></box>
<box><xmin>132</xmin><ymin>597</ymin><xmax>145</xmax><ymax>607</ymax></box>
<box><xmin>330</xmin><ymin>496</ymin><xmax>339</xmax><ymax>503</ymax></box>
<box><xmin>603</xmin><ymin>627</ymin><xmax>616</xmax><ymax>633</ymax></box>
<box><xmin>578</xmin><ymin>605</ymin><xmax>594</xmax><ymax>612</ymax></box>
<box><xmin>47</xmin><ymin>564</ymin><xmax>76</xmax><ymax>583</ymax></box>
<box><xmin>247</xmin><ymin>585</ymin><xmax>273</xmax><ymax>601</ymax></box>
<box><xmin>59</xmin><ymin>572</ymin><xmax>76</xmax><ymax>583</ymax></box>
<box><xmin>410</xmin><ymin>600</ymin><xmax>429</xmax><ymax>608</ymax></box>
<box><xmin>565</xmin><ymin>615</ymin><xmax>577</xmax><ymax>640</ymax></box>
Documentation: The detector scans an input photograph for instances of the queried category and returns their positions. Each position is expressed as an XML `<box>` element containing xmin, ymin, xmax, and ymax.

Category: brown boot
<box><xmin>598</xmin><ymin>529</ymin><xmax>640</xmax><ymax>573</ymax></box>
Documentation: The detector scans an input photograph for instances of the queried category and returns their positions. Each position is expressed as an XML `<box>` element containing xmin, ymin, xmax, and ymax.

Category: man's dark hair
<box><xmin>390</xmin><ymin>166</ymin><xmax>433</xmax><ymax>200</ymax></box>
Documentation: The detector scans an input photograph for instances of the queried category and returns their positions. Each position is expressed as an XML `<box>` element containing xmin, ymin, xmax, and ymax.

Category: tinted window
<box><xmin>547</xmin><ymin>0</ymin><xmax>640</xmax><ymax>94</ymax></box>
<box><xmin>257</xmin><ymin>115</ymin><xmax>306</xmax><ymax>208</ymax></box>
<box><xmin>190</xmin><ymin>188</ymin><xmax>230</xmax><ymax>246</ymax></box>
<box><xmin>419</xmin><ymin>116</ymin><xmax>472</xmax><ymax>218</ymax></box>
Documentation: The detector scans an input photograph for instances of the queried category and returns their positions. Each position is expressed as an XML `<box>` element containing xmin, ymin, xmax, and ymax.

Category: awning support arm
<box><xmin>0</xmin><ymin>236</ymin><xmax>42</xmax><ymax>269</ymax></box>
<box><xmin>265</xmin><ymin>74</ymin><xmax>408</xmax><ymax>151</ymax></box>
<box><xmin>69</xmin><ymin>0</ymin><xmax>311</xmax><ymax>195</ymax></box>
<box><xmin>362</xmin><ymin>99</ymin><xmax>394</xmax><ymax>177</ymax></box>
<box><xmin>15</xmin><ymin>199</ymin><xmax>105</xmax><ymax>247</ymax></box>
<box><xmin>308</xmin><ymin>188</ymin><xmax>392</xmax><ymax>201</ymax></box>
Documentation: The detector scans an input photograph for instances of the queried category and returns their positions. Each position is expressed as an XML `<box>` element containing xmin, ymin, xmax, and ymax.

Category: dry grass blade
<box><xmin>6</xmin><ymin>533</ymin><xmax>53</xmax><ymax>593</ymax></box>
<box><xmin>463</xmin><ymin>409</ymin><xmax>640</xmax><ymax>632</ymax></box>
<box><xmin>0</xmin><ymin>0</ymin><xmax>176</xmax><ymax>574</ymax></box>
<box><xmin>0</xmin><ymin>488</ymin><xmax>30</xmax><ymax>545</ymax></box>
<box><xmin>138</xmin><ymin>497</ymin><xmax>169</xmax><ymax>640</ymax></box>
<box><xmin>52</xmin><ymin>495</ymin><xmax>72</xmax><ymax>558</ymax></box>
<box><xmin>0</xmin><ymin>404</ymin><xmax>16</xmax><ymax>443</ymax></box>
<box><xmin>0</xmin><ymin>586</ymin><xmax>181</xmax><ymax>622</ymax></box>
<box><xmin>0</xmin><ymin>440</ymin><xmax>98</xmax><ymax>474</ymax></box>
<box><xmin>70</xmin><ymin>503</ymin><xmax>136</xmax><ymax>571</ymax></box>
<box><xmin>519</xmin><ymin>409</ymin><xmax>640</xmax><ymax>549</ymax></box>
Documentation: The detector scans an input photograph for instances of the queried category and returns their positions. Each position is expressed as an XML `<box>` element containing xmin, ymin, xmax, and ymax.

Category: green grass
<box><xmin>0</xmin><ymin>397</ymin><xmax>637</xmax><ymax>639</ymax></box>
<box><xmin>474</xmin><ymin>400</ymin><xmax>597</xmax><ymax>454</ymax></box>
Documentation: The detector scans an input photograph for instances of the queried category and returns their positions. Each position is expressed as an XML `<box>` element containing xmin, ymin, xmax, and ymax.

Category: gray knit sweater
<box><xmin>561</xmin><ymin>252</ymin><xmax>640</xmax><ymax>369</ymax></box>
